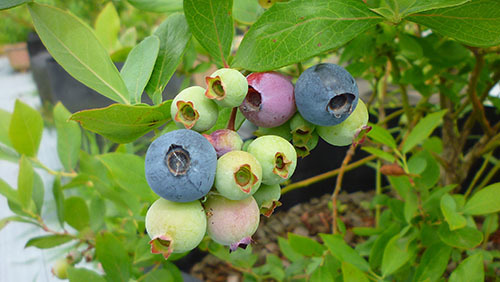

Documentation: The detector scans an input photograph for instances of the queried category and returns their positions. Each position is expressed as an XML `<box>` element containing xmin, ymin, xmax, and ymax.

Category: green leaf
<box><xmin>97</xmin><ymin>153</ymin><xmax>156</xmax><ymax>202</ymax></box>
<box><xmin>278</xmin><ymin>237</ymin><xmax>304</xmax><ymax>262</ymax></box>
<box><xmin>413</xmin><ymin>242</ymin><xmax>452</xmax><ymax>282</ymax></box>
<box><xmin>121</xmin><ymin>36</ymin><xmax>160</xmax><ymax>104</ymax></box>
<box><xmin>64</xmin><ymin>196</ymin><xmax>90</xmax><ymax>231</ymax></box>
<box><xmin>144</xmin><ymin>269</ymin><xmax>175</xmax><ymax>282</ymax></box>
<box><xmin>310</xmin><ymin>263</ymin><xmax>335</xmax><ymax>282</ymax></box>
<box><xmin>463</xmin><ymin>182</ymin><xmax>500</xmax><ymax>215</ymax></box>
<box><xmin>438</xmin><ymin>223</ymin><xmax>483</xmax><ymax>249</ymax></box>
<box><xmin>25</xmin><ymin>234</ymin><xmax>73</xmax><ymax>249</ymax></box>
<box><xmin>96</xmin><ymin>233</ymin><xmax>132</xmax><ymax>282</ymax></box>
<box><xmin>18</xmin><ymin>155</ymin><xmax>34</xmax><ymax>210</ymax></box>
<box><xmin>145</xmin><ymin>14</ymin><xmax>191</xmax><ymax>102</ymax></box>
<box><xmin>233</xmin><ymin>0</ymin><xmax>264</xmax><ymax>25</ymax></box>
<box><xmin>89</xmin><ymin>196</ymin><xmax>106</xmax><ymax>231</ymax></box>
<box><xmin>0</xmin><ymin>109</ymin><xmax>12</xmax><ymax>147</ymax></box>
<box><xmin>398</xmin><ymin>0</ymin><xmax>470</xmax><ymax>17</ymax></box>
<box><xmin>441</xmin><ymin>193</ymin><xmax>467</xmax><ymax>230</ymax></box>
<box><xmin>381</xmin><ymin>234</ymin><xmax>411</xmax><ymax>276</ymax></box>
<box><xmin>94</xmin><ymin>2</ymin><xmax>120</xmax><ymax>52</ymax></box>
<box><xmin>408</xmin><ymin>0</ymin><xmax>500</xmax><ymax>47</ymax></box>
<box><xmin>32</xmin><ymin>172</ymin><xmax>44</xmax><ymax>215</ymax></box>
<box><xmin>361</xmin><ymin>147</ymin><xmax>396</xmax><ymax>163</ymax></box>
<box><xmin>0</xmin><ymin>178</ymin><xmax>20</xmax><ymax>205</ymax></box>
<box><xmin>482</xmin><ymin>213</ymin><xmax>498</xmax><ymax>238</ymax></box>
<box><xmin>8</xmin><ymin>100</ymin><xmax>43</xmax><ymax>157</ymax></box>
<box><xmin>0</xmin><ymin>0</ymin><xmax>30</xmax><ymax>10</ymax></box>
<box><xmin>399</xmin><ymin>33</ymin><xmax>423</xmax><ymax>60</ymax></box>
<box><xmin>68</xmin><ymin>267</ymin><xmax>106</xmax><ymax>282</ymax></box>
<box><xmin>184</xmin><ymin>0</ymin><xmax>233</xmax><ymax>67</ymax></box>
<box><xmin>233</xmin><ymin>0</ymin><xmax>382</xmax><ymax>71</ymax></box>
<box><xmin>70</xmin><ymin>101</ymin><xmax>172</xmax><ymax>143</ymax></box>
<box><xmin>52</xmin><ymin>176</ymin><xmax>65</xmax><ymax>228</ymax></box>
<box><xmin>0</xmin><ymin>216</ymin><xmax>38</xmax><ymax>231</ymax></box>
<box><xmin>126</xmin><ymin>0</ymin><xmax>182</xmax><ymax>13</ymax></box>
<box><xmin>54</xmin><ymin>103</ymin><xmax>81</xmax><ymax>171</ymax></box>
<box><xmin>320</xmin><ymin>233</ymin><xmax>370</xmax><ymax>272</ymax></box>
<box><xmin>341</xmin><ymin>262</ymin><xmax>369</xmax><ymax>282</ymax></box>
<box><xmin>369</xmin><ymin>223</ymin><xmax>401</xmax><ymax>270</ymax></box>
<box><xmin>287</xmin><ymin>233</ymin><xmax>326</xmax><ymax>257</ymax></box>
<box><xmin>120</xmin><ymin>27</ymin><xmax>137</xmax><ymax>47</ymax></box>
<box><xmin>402</xmin><ymin>110</ymin><xmax>447</xmax><ymax>154</ymax></box>
<box><xmin>28</xmin><ymin>3</ymin><xmax>129</xmax><ymax>103</ymax></box>
<box><xmin>404</xmin><ymin>190</ymin><xmax>418</xmax><ymax>223</ymax></box>
<box><xmin>449</xmin><ymin>253</ymin><xmax>484</xmax><ymax>282</ymax></box>
<box><xmin>367</xmin><ymin>124</ymin><xmax>397</xmax><ymax>149</ymax></box>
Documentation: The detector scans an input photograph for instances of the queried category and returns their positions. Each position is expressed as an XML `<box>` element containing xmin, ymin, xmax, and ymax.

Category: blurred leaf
<box><xmin>408</xmin><ymin>154</ymin><xmax>427</xmax><ymax>174</ymax></box>
<box><xmin>120</xmin><ymin>27</ymin><xmax>137</xmax><ymax>47</ymax></box>
<box><xmin>482</xmin><ymin>213</ymin><xmax>498</xmax><ymax>238</ymax></box>
<box><xmin>408</xmin><ymin>0</ymin><xmax>500</xmax><ymax>47</ymax></box>
<box><xmin>32</xmin><ymin>172</ymin><xmax>44</xmax><ymax>215</ymax></box>
<box><xmin>52</xmin><ymin>176</ymin><xmax>64</xmax><ymax>228</ymax></box>
<box><xmin>362</xmin><ymin>147</ymin><xmax>396</xmax><ymax>163</ymax></box>
<box><xmin>144</xmin><ymin>269</ymin><xmax>175</xmax><ymax>282</ymax></box>
<box><xmin>0</xmin><ymin>216</ymin><xmax>38</xmax><ymax>231</ymax></box>
<box><xmin>70</xmin><ymin>101</ymin><xmax>172</xmax><ymax>143</ymax></box>
<box><xmin>18</xmin><ymin>155</ymin><xmax>34</xmax><ymax>210</ymax></box>
<box><xmin>402</xmin><ymin>110</ymin><xmax>447</xmax><ymax>154</ymax></box>
<box><xmin>0</xmin><ymin>144</ymin><xmax>19</xmax><ymax>163</ymax></box>
<box><xmin>342</xmin><ymin>262</ymin><xmax>369</xmax><ymax>282</ymax></box>
<box><xmin>0</xmin><ymin>177</ymin><xmax>20</xmax><ymax>205</ymax></box>
<box><xmin>463</xmin><ymin>183</ymin><xmax>500</xmax><ymax>215</ymax></box>
<box><xmin>184</xmin><ymin>0</ymin><xmax>233</xmax><ymax>67</ymax></box>
<box><xmin>399</xmin><ymin>33</ymin><xmax>423</xmax><ymax>60</ymax></box>
<box><xmin>345</xmin><ymin>61</ymin><xmax>369</xmax><ymax>77</ymax></box>
<box><xmin>310</xmin><ymin>263</ymin><xmax>335</xmax><ymax>282</ymax></box>
<box><xmin>373</xmin><ymin>0</ymin><xmax>470</xmax><ymax>20</ymax></box>
<box><xmin>414</xmin><ymin>150</ymin><xmax>440</xmax><ymax>190</ymax></box>
<box><xmin>0</xmin><ymin>109</ymin><xmax>12</xmax><ymax>147</ymax></box>
<box><xmin>94</xmin><ymin>2</ymin><xmax>120</xmax><ymax>52</ymax></box>
<box><xmin>54</xmin><ymin>103</ymin><xmax>81</xmax><ymax>171</ymax></box>
<box><xmin>438</xmin><ymin>223</ymin><xmax>483</xmax><ymax>249</ymax></box>
<box><xmin>278</xmin><ymin>237</ymin><xmax>303</xmax><ymax>262</ymax></box>
<box><xmin>449</xmin><ymin>252</ymin><xmax>484</xmax><ymax>282</ymax></box>
<box><xmin>145</xmin><ymin>14</ymin><xmax>191</xmax><ymax>102</ymax></box>
<box><xmin>368</xmin><ymin>124</ymin><xmax>397</xmax><ymax>149</ymax></box>
<box><xmin>121</xmin><ymin>36</ymin><xmax>160</xmax><ymax>104</ymax></box>
<box><xmin>288</xmin><ymin>233</ymin><xmax>326</xmax><ymax>257</ymax></box>
<box><xmin>89</xmin><ymin>196</ymin><xmax>106</xmax><ymax>231</ymax></box>
<box><xmin>233</xmin><ymin>0</ymin><xmax>382</xmax><ymax>71</ymax></box>
<box><xmin>404</xmin><ymin>190</ymin><xmax>418</xmax><ymax>223</ymax></box>
<box><xmin>320</xmin><ymin>234</ymin><xmax>370</xmax><ymax>272</ymax></box>
<box><xmin>28</xmin><ymin>3</ymin><xmax>129</xmax><ymax>103</ymax></box>
<box><xmin>441</xmin><ymin>193</ymin><xmax>467</xmax><ymax>230</ymax></box>
<box><xmin>96</xmin><ymin>233</ymin><xmax>131</xmax><ymax>282</ymax></box>
<box><xmin>25</xmin><ymin>234</ymin><xmax>73</xmax><ymax>249</ymax></box>
<box><xmin>110</xmin><ymin>47</ymin><xmax>133</xmax><ymax>62</ymax></box>
<box><xmin>233</xmin><ymin>0</ymin><xmax>264</xmax><ymax>24</ymax></box>
<box><xmin>126</xmin><ymin>0</ymin><xmax>182</xmax><ymax>13</ymax></box>
<box><xmin>382</xmin><ymin>234</ymin><xmax>411</xmax><ymax>276</ymax></box>
<box><xmin>64</xmin><ymin>196</ymin><xmax>89</xmax><ymax>231</ymax></box>
<box><xmin>68</xmin><ymin>267</ymin><xmax>106</xmax><ymax>282</ymax></box>
<box><xmin>413</xmin><ymin>242</ymin><xmax>452</xmax><ymax>282</ymax></box>
<box><xmin>8</xmin><ymin>100</ymin><xmax>43</xmax><ymax>157</ymax></box>
<box><xmin>0</xmin><ymin>0</ymin><xmax>30</xmax><ymax>10</ymax></box>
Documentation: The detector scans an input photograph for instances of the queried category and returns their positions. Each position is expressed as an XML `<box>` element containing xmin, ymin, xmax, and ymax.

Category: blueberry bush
<box><xmin>1</xmin><ymin>0</ymin><xmax>500</xmax><ymax>281</ymax></box>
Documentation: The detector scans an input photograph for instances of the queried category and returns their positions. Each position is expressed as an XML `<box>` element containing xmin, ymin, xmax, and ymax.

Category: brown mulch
<box><xmin>190</xmin><ymin>191</ymin><xmax>375</xmax><ymax>281</ymax></box>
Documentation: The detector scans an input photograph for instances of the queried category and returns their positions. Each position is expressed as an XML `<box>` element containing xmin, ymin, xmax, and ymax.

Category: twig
<box><xmin>332</xmin><ymin>143</ymin><xmax>357</xmax><ymax>234</ymax></box>
<box><xmin>464</xmin><ymin>152</ymin><xmax>492</xmax><ymax>199</ymax></box>
<box><xmin>281</xmin><ymin>155</ymin><xmax>376</xmax><ymax>195</ymax></box>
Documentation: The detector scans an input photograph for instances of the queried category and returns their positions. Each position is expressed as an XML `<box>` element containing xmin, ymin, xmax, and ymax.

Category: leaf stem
<box><xmin>30</xmin><ymin>158</ymin><xmax>77</xmax><ymax>178</ymax></box>
<box><xmin>332</xmin><ymin>143</ymin><xmax>357</xmax><ymax>234</ymax></box>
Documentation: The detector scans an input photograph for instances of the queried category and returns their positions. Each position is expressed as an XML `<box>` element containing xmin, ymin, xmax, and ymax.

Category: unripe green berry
<box><xmin>205</xmin><ymin>68</ymin><xmax>248</xmax><ymax>108</ymax></box>
<box><xmin>171</xmin><ymin>86</ymin><xmax>218</xmax><ymax>132</ymax></box>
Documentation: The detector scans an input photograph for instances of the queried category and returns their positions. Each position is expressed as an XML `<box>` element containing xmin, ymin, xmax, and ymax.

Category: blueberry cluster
<box><xmin>144</xmin><ymin>64</ymin><xmax>368</xmax><ymax>259</ymax></box>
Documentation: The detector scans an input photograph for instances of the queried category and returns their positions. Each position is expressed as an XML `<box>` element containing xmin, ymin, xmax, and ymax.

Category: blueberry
<box><xmin>295</xmin><ymin>63</ymin><xmax>359</xmax><ymax>126</ymax></box>
<box><xmin>247</xmin><ymin>135</ymin><xmax>297</xmax><ymax>185</ymax></box>
<box><xmin>239</xmin><ymin>72</ymin><xmax>296</xmax><ymax>128</ymax></box>
<box><xmin>214</xmin><ymin>150</ymin><xmax>262</xmax><ymax>200</ymax></box>
<box><xmin>203</xmin><ymin>129</ymin><xmax>243</xmax><ymax>158</ymax></box>
<box><xmin>317</xmin><ymin>99</ymin><xmax>368</xmax><ymax>146</ymax></box>
<box><xmin>205</xmin><ymin>194</ymin><xmax>260</xmax><ymax>252</ymax></box>
<box><xmin>146</xmin><ymin>198</ymin><xmax>207</xmax><ymax>259</ymax></box>
<box><xmin>205</xmin><ymin>68</ymin><xmax>248</xmax><ymax>108</ymax></box>
<box><xmin>252</xmin><ymin>183</ymin><xmax>281</xmax><ymax>217</ymax></box>
<box><xmin>145</xmin><ymin>129</ymin><xmax>217</xmax><ymax>202</ymax></box>
<box><xmin>51</xmin><ymin>258</ymin><xmax>70</xmax><ymax>279</ymax></box>
<box><xmin>170</xmin><ymin>86</ymin><xmax>218</xmax><ymax>132</ymax></box>
<box><xmin>294</xmin><ymin>130</ymin><xmax>319</xmax><ymax>158</ymax></box>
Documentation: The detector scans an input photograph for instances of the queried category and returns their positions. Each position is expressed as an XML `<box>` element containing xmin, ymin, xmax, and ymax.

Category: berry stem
<box><xmin>227</xmin><ymin>107</ymin><xmax>238</xmax><ymax>131</ymax></box>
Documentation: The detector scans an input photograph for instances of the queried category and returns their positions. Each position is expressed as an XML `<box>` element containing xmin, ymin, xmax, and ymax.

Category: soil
<box><xmin>190</xmin><ymin>191</ymin><xmax>375</xmax><ymax>281</ymax></box>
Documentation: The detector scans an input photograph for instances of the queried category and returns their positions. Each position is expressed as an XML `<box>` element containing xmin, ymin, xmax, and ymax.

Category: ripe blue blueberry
<box><xmin>145</xmin><ymin>129</ymin><xmax>217</xmax><ymax>202</ymax></box>
<box><xmin>295</xmin><ymin>63</ymin><xmax>359</xmax><ymax>126</ymax></box>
